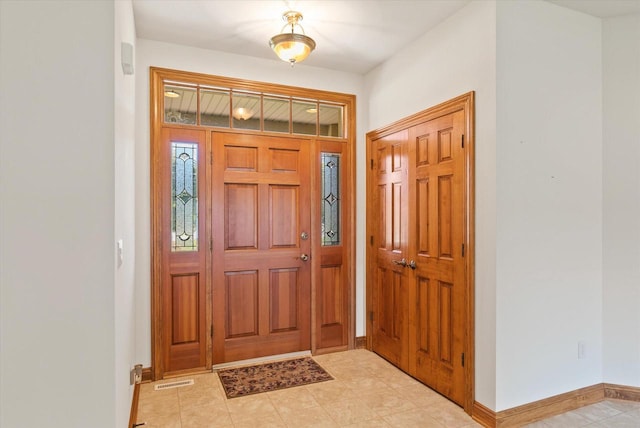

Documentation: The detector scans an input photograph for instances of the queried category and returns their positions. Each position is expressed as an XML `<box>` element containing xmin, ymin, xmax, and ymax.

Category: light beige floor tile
<box><xmin>178</xmin><ymin>385</ymin><xmax>226</xmax><ymax>410</ymax></box>
<box><xmin>135</xmin><ymin>412</ymin><xmax>182</xmax><ymax>428</ymax></box>
<box><xmin>226</xmin><ymin>394</ymin><xmax>280</xmax><ymax>423</ymax></box>
<box><xmin>604</xmin><ymin>399</ymin><xmax>640</xmax><ymax>413</ymax></box>
<box><xmin>278</xmin><ymin>405</ymin><xmax>339</xmax><ymax>428</ymax></box>
<box><xmin>589</xmin><ymin>412</ymin><xmax>640</xmax><ymax>428</ymax></box>
<box><xmin>140</xmin><ymin>383</ymin><xmax>180</xmax><ymax>399</ymax></box>
<box><xmin>268</xmin><ymin>386</ymin><xmax>320</xmax><ymax>413</ymax></box>
<box><xmin>383</xmin><ymin>408</ymin><xmax>444</xmax><ymax>427</ymax></box>
<box><xmin>138</xmin><ymin>393</ymin><xmax>181</xmax><ymax>419</ymax></box>
<box><xmin>179</xmin><ymin>403</ymin><xmax>233</xmax><ymax>427</ymax></box>
<box><xmin>143</xmin><ymin>350</ymin><xmax>640</xmax><ymax>428</ymax></box>
<box><xmin>321</xmin><ymin>399</ymin><xmax>379</xmax><ymax>426</ymax></box>
<box><xmin>378</xmin><ymin>371</ymin><xmax>424</xmax><ymax>389</ymax></box>
<box><xmin>356</xmin><ymin>391</ymin><xmax>417</xmax><ymax>416</ymax></box>
<box><xmin>393</xmin><ymin>383</ymin><xmax>451</xmax><ymax>407</ymax></box>
<box><xmin>569</xmin><ymin>401</ymin><xmax>623</xmax><ymax>422</ymax></box>
<box><xmin>342</xmin><ymin>376</ymin><xmax>392</xmax><ymax>393</ymax></box>
<box><xmin>232</xmin><ymin>414</ymin><xmax>287</xmax><ymax>428</ymax></box>
<box><xmin>342</xmin><ymin>418</ymin><xmax>392</xmax><ymax>428</ymax></box>
<box><xmin>523</xmin><ymin>420</ymin><xmax>552</xmax><ymax>427</ymax></box>
<box><xmin>422</xmin><ymin>404</ymin><xmax>479</xmax><ymax>428</ymax></box>
<box><xmin>539</xmin><ymin>410</ymin><xmax>595</xmax><ymax>427</ymax></box>
<box><xmin>306</xmin><ymin>380</ymin><xmax>360</xmax><ymax>405</ymax></box>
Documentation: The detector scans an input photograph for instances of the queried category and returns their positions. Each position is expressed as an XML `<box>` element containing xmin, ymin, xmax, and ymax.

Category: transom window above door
<box><xmin>163</xmin><ymin>81</ymin><xmax>345</xmax><ymax>138</ymax></box>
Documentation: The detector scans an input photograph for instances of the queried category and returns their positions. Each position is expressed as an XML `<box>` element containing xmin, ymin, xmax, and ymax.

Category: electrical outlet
<box><xmin>117</xmin><ymin>239</ymin><xmax>124</xmax><ymax>266</ymax></box>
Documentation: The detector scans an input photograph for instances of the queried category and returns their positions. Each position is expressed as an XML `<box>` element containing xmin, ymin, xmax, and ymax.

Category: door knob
<box><xmin>392</xmin><ymin>258</ymin><xmax>407</xmax><ymax>267</ymax></box>
<box><xmin>300</xmin><ymin>254</ymin><xmax>309</xmax><ymax>261</ymax></box>
<box><xmin>300</xmin><ymin>232</ymin><xmax>309</xmax><ymax>240</ymax></box>
<box><xmin>408</xmin><ymin>260</ymin><xmax>417</xmax><ymax>270</ymax></box>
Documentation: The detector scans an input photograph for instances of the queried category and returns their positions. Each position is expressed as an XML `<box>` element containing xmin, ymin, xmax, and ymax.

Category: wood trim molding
<box><xmin>141</xmin><ymin>367</ymin><xmax>152</xmax><ymax>383</ymax></box>
<box><xmin>495</xmin><ymin>384</ymin><xmax>604</xmax><ymax>427</ymax></box>
<box><xmin>355</xmin><ymin>336</ymin><xmax>366</xmax><ymax>349</ymax></box>
<box><xmin>128</xmin><ymin>383</ymin><xmax>141</xmax><ymax>428</ymax></box>
<box><xmin>604</xmin><ymin>383</ymin><xmax>640</xmax><ymax>401</ymax></box>
<box><xmin>472</xmin><ymin>401</ymin><xmax>497</xmax><ymax>428</ymax></box>
<box><xmin>474</xmin><ymin>383</ymin><xmax>640</xmax><ymax>427</ymax></box>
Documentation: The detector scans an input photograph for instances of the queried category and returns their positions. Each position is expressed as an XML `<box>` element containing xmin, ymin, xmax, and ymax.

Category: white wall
<box><xmin>115</xmin><ymin>0</ymin><xmax>137</xmax><ymax>426</ymax></box>
<box><xmin>602</xmin><ymin>13</ymin><xmax>640</xmax><ymax>387</ymax></box>
<box><xmin>0</xmin><ymin>1</ymin><xmax>117</xmax><ymax>426</ymax></box>
<box><xmin>495</xmin><ymin>0</ymin><xmax>603</xmax><ymax>410</ymax></box>
<box><xmin>134</xmin><ymin>40</ymin><xmax>367</xmax><ymax>365</ymax></box>
<box><xmin>364</xmin><ymin>0</ymin><xmax>498</xmax><ymax>410</ymax></box>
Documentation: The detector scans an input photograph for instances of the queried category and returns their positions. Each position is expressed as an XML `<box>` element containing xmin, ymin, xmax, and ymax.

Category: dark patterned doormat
<box><xmin>217</xmin><ymin>357</ymin><xmax>333</xmax><ymax>398</ymax></box>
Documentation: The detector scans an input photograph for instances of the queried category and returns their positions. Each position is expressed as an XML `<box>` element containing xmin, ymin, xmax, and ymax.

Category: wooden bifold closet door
<box><xmin>367</xmin><ymin>93</ymin><xmax>474</xmax><ymax>412</ymax></box>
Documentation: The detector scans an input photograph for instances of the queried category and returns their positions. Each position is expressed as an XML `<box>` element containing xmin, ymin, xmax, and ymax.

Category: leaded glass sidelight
<box><xmin>171</xmin><ymin>142</ymin><xmax>198</xmax><ymax>251</ymax></box>
<box><xmin>321</xmin><ymin>153</ymin><xmax>341</xmax><ymax>246</ymax></box>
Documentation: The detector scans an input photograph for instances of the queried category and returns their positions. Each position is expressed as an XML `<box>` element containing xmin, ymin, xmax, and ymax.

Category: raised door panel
<box><xmin>317</xmin><ymin>264</ymin><xmax>346</xmax><ymax>348</ymax></box>
<box><xmin>438</xmin><ymin>175</ymin><xmax>453</xmax><ymax>259</ymax></box>
<box><xmin>225</xmin><ymin>146</ymin><xmax>257</xmax><ymax>171</ymax></box>
<box><xmin>171</xmin><ymin>274</ymin><xmax>200</xmax><ymax>344</ymax></box>
<box><xmin>270</xmin><ymin>185</ymin><xmax>299</xmax><ymax>248</ymax></box>
<box><xmin>269</xmin><ymin>268</ymin><xmax>299</xmax><ymax>332</ymax></box>
<box><xmin>225</xmin><ymin>184</ymin><xmax>258</xmax><ymax>250</ymax></box>
<box><xmin>225</xmin><ymin>271</ymin><xmax>258</xmax><ymax>338</ymax></box>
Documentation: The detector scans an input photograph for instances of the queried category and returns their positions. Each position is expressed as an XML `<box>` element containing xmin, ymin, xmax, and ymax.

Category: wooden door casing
<box><xmin>366</xmin><ymin>92</ymin><xmax>475</xmax><ymax>413</ymax></box>
<box><xmin>212</xmin><ymin>132</ymin><xmax>311</xmax><ymax>363</ymax></box>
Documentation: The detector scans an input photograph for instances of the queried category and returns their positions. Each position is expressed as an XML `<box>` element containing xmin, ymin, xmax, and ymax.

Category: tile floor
<box><xmin>524</xmin><ymin>399</ymin><xmax>640</xmax><ymax>427</ymax></box>
<box><xmin>137</xmin><ymin>349</ymin><xmax>640</xmax><ymax>427</ymax></box>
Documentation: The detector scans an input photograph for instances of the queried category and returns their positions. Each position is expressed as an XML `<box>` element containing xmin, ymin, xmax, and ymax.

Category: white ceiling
<box><xmin>132</xmin><ymin>0</ymin><xmax>640</xmax><ymax>74</ymax></box>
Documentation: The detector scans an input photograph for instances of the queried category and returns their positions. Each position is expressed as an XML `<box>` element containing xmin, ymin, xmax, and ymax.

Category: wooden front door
<box><xmin>151</xmin><ymin>68</ymin><xmax>356</xmax><ymax>379</ymax></box>
<box><xmin>371</xmin><ymin>130</ymin><xmax>410</xmax><ymax>371</ymax></box>
<box><xmin>212</xmin><ymin>133</ymin><xmax>311</xmax><ymax>363</ymax></box>
<box><xmin>367</xmin><ymin>93</ymin><xmax>474</xmax><ymax>411</ymax></box>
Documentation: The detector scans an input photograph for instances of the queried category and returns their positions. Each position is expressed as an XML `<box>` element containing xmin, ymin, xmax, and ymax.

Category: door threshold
<box><xmin>211</xmin><ymin>350</ymin><xmax>312</xmax><ymax>371</ymax></box>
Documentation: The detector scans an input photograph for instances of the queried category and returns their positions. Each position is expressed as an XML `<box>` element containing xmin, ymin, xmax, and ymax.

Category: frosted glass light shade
<box><xmin>269</xmin><ymin>33</ymin><xmax>316</xmax><ymax>65</ymax></box>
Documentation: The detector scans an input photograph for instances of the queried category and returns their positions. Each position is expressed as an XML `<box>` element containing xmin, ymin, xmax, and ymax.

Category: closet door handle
<box><xmin>392</xmin><ymin>258</ymin><xmax>407</xmax><ymax>267</ymax></box>
<box><xmin>408</xmin><ymin>260</ymin><xmax>417</xmax><ymax>270</ymax></box>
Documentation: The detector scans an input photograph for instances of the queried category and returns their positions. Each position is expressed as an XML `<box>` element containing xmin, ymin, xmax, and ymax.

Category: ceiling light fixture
<box><xmin>269</xmin><ymin>11</ymin><xmax>316</xmax><ymax>66</ymax></box>
<box><xmin>164</xmin><ymin>90</ymin><xmax>180</xmax><ymax>98</ymax></box>
<box><xmin>232</xmin><ymin>107</ymin><xmax>254</xmax><ymax>121</ymax></box>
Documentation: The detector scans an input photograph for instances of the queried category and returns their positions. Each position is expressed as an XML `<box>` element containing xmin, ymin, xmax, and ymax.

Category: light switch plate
<box><xmin>117</xmin><ymin>239</ymin><xmax>124</xmax><ymax>266</ymax></box>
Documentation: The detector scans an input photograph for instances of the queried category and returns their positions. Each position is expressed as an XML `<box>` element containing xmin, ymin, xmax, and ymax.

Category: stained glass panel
<box><xmin>321</xmin><ymin>153</ymin><xmax>341</xmax><ymax>246</ymax></box>
<box><xmin>171</xmin><ymin>142</ymin><xmax>198</xmax><ymax>251</ymax></box>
